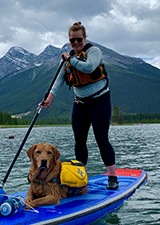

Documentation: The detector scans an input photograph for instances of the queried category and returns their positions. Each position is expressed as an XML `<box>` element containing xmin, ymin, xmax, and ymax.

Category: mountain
<box><xmin>0</xmin><ymin>41</ymin><xmax>160</xmax><ymax>120</ymax></box>
<box><xmin>0</xmin><ymin>44</ymin><xmax>63</xmax><ymax>79</ymax></box>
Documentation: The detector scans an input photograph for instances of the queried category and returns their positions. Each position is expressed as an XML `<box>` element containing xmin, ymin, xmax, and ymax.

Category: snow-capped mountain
<box><xmin>0</xmin><ymin>40</ymin><xmax>159</xmax><ymax>81</ymax></box>
<box><xmin>0</xmin><ymin>41</ymin><xmax>160</xmax><ymax>116</ymax></box>
<box><xmin>0</xmin><ymin>44</ymin><xmax>70</xmax><ymax>79</ymax></box>
<box><xmin>0</xmin><ymin>46</ymin><xmax>36</xmax><ymax>78</ymax></box>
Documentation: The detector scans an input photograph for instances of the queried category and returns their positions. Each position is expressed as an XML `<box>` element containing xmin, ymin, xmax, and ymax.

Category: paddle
<box><xmin>0</xmin><ymin>59</ymin><xmax>65</xmax><ymax>190</ymax></box>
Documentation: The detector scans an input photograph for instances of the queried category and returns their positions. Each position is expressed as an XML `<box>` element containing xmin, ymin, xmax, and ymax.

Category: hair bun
<box><xmin>69</xmin><ymin>22</ymin><xmax>86</xmax><ymax>37</ymax></box>
<box><xmin>73</xmin><ymin>22</ymin><xmax>81</xmax><ymax>26</ymax></box>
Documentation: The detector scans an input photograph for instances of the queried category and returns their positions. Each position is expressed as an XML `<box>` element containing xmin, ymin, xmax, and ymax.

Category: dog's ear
<box><xmin>51</xmin><ymin>145</ymin><xmax>60</xmax><ymax>162</ymax></box>
<box><xmin>27</xmin><ymin>144</ymin><xmax>37</xmax><ymax>160</ymax></box>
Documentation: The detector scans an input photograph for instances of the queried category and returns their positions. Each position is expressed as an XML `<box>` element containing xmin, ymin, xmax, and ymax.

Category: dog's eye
<box><xmin>48</xmin><ymin>151</ymin><xmax>52</xmax><ymax>155</ymax></box>
<box><xmin>36</xmin><ymin>151</ymin><xmax>41</xmax><ymax>154</ymax></box>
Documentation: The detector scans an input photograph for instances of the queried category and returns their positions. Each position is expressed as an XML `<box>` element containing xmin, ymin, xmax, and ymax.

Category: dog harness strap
<box><xmin>67</xmin><ymin>186</ymin><xmax>84</xmax><ymax>197</ymax></box>
<box><xmin>50</xmin><ymin>177</ymin><xmax>61</xmax><ymax>185</ymax></box>
<box><xmin>34</xmin><ymin>179</ymin><xmax>46</xmax><ymax>184</ymax></box>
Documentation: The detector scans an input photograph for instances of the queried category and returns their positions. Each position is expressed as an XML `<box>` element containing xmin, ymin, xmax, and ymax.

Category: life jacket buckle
<box><xmin>74</xmin><ymin>96</ymin><xmax>84</xmax><ymax>104</ymax></box>
<box><xmin>74</xmin><ymin>98</ymin><xmax>84</xmax><ymax>104</ymax></box>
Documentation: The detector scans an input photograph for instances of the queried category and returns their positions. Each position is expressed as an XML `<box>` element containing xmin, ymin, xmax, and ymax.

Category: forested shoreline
<box><xmin>0</xmin><ymin>110</ymin><xmax>160</xmax><ymax>126</ymax></box>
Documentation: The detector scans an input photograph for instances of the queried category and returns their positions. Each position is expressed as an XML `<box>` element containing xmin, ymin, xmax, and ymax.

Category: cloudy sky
<box><xmin>0</xmin><ymin>0</ymin><xmax>160</xmax><ymax>68</ymax></box>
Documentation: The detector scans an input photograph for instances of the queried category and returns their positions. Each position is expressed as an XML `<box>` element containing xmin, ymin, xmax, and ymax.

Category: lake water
<box><xmin>0</xmin><ymin>124</ymin><xmax>160</xmax><ymax>224</ymax></box>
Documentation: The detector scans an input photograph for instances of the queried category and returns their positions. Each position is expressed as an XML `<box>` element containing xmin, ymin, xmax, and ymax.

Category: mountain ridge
<box><xmin>0</xmin><ymin>40</ymin><xmax>152</xmax><ymax>79</ymax></box>
<box><xmin>0</xmin><ymin>41</ymin><xmax>159</xmax><ymax>118</ymax></box>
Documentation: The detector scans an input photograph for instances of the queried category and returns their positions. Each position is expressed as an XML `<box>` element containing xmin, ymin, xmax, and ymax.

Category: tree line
<box><xmin>0</xmin><ymin>111</ymin><xmax>30</xmax><ymax>126</ymax></box>
<box><xmin>112</xmin><ymin>106</ymin><xmax>160</xmax><ymax>124</ymax></box>
<box><xmin>0</xmin><ymin>109</ymin><xmax>160</xmax><ymax>126</ymax></box>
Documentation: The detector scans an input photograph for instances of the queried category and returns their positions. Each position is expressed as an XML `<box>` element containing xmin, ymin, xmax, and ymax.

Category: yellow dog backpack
<box><xmin>60</xmin><ymin>160</ymin><xmax>88</xmax><ymax>187</ymax></box>
<box><xmin>52</xmin><ymin>160</ymin><xmax>88</xmax><ymax>196</ymax></box>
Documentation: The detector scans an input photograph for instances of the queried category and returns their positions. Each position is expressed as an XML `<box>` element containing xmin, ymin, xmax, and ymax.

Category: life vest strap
<box><xmin>74</xmin><ymin>83</ymin><xmax>110</xmax><ymax>104</ymax></box>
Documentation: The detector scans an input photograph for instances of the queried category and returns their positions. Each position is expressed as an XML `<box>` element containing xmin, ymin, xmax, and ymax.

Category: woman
<box><xmin>41</xmin><ymin>22</ymin><xmax>118</xmax><ymax>190</ymax></box>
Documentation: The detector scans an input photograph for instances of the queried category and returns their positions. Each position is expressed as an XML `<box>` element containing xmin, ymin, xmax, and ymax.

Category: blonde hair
<box><xmin>68</xmin><ymin>22</ymin><xmax>86</xmax><ymax>37</ymax></box>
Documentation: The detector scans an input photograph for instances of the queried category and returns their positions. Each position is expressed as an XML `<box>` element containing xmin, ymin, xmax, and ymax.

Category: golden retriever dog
<box><xmin>25</xmin><ymin>143</ymin><xmax>87</xmax><ymax>209</ymax></box>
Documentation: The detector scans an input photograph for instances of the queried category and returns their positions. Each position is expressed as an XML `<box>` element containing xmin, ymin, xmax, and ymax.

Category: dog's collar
<box><xmin>33</xmin><ymin>179</ymin><xmax>46</xmax><ymax>185</ymax></box>
<box><xmin>32</xmin><ymin>177</ymin><xmax>60</xmax><ymax>185</ymax></box>
<box><xmin>49</xmin><ymin>177</ymin><xmax>61</xmax><ymax>185</ymax></box>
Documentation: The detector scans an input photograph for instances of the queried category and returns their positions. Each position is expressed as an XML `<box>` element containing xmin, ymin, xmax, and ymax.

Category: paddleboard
<box><xmin>0</xmin><ymin>168</ymin><xmax>147</xmax><ymax>225</ymax></box>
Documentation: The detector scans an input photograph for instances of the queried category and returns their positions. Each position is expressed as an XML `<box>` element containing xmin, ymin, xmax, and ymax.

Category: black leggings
<box><xmin>72</xmin><ymin>93</ymin><xmax>115</xmax><ymax>166</ymax></box>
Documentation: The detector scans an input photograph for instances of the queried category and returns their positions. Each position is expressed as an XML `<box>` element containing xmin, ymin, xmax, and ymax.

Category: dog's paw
<box><xmin>25</xmin><ymin>197</ymin><xmax>32</xmax><ymax>204</ymax></box>
<box><xmin>25</xmin><ymin>199</ymin><xmax>34</xmax><ymax>209</ymax></box>
<box><xmin>25</xmin><ymin>204</ymin><xmax>31</xmax><ymax>209</ymax></box>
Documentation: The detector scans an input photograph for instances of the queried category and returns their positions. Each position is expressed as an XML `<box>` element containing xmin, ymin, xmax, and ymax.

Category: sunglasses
<box><xmin>69</xmin><ymin>37</ymin><xmax>83</xmax><ymax>43</ymax></box>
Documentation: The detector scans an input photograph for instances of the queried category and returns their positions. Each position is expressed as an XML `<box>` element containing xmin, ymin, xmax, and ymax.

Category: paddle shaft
<box><xmin>0</xmin><ymin>60</ymin><xmax>65</xmax><ymax>188</ymax></box>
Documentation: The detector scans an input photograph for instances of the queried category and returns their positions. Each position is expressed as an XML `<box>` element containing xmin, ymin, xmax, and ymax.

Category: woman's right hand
<box><xmin>61</xmin><ymin>52</ymin><xmax>69</xmax><ymax>61</ymax></box>
<box><xmin>37</xmin><ymin>93</ymin><xmax>54</xmax><ymax>110</ymax></box>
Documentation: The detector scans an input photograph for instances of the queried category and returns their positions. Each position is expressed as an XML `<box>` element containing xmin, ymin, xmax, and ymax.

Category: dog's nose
<box><xmin>40</xmin><ymin>159</ymin><xmax>47</xmax><ymax>170</ymax></box>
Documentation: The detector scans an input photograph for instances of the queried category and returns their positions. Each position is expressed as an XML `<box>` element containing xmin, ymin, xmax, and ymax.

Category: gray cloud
<box><xmin>0</xmin><ymin>0</ymin><xmax>160</xmax><ymax>68</ymax></box>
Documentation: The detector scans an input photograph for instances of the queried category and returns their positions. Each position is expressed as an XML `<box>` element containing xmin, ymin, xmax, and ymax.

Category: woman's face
<box><xmin>69</xmin><ymin>29</ymin><xmax>86</xmax><ymax>55</ymax></box>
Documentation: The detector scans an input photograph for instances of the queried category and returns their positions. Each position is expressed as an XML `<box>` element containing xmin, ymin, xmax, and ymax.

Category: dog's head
<box><xmin>27</xmin><ymin>143</ymin><xmax>60</xmax><ymax>171</ymax></box>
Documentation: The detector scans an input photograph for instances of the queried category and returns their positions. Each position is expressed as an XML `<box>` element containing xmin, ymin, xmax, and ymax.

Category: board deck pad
<box><xmin>0</xmin><ymin>169</ymin><xmax>147</xmax><ymax>225</ymax></box>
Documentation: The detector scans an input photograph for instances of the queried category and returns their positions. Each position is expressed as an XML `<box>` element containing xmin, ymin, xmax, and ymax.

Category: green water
<box><xmin>0</xmin><ymin>124</ymin><xmax>160</xmax><ymax>224</ymax></box>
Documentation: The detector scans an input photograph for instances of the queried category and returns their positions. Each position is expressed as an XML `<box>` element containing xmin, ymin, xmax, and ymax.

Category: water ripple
<box><xmin>0</xmin><ymin>124</ymin><xmax>159</xmax><ymax>224</ymax></box>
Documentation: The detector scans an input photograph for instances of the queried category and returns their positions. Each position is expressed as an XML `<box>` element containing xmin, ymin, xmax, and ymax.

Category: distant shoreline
<box><xmin>0</xmin><ymin>124</ymin><xmax>71</xmax><ymax>128</ymax></box>
<box><xmin>1</xmin><ymin>123</ymin><xmax>160</xmax><ymax>129</ymax></box>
